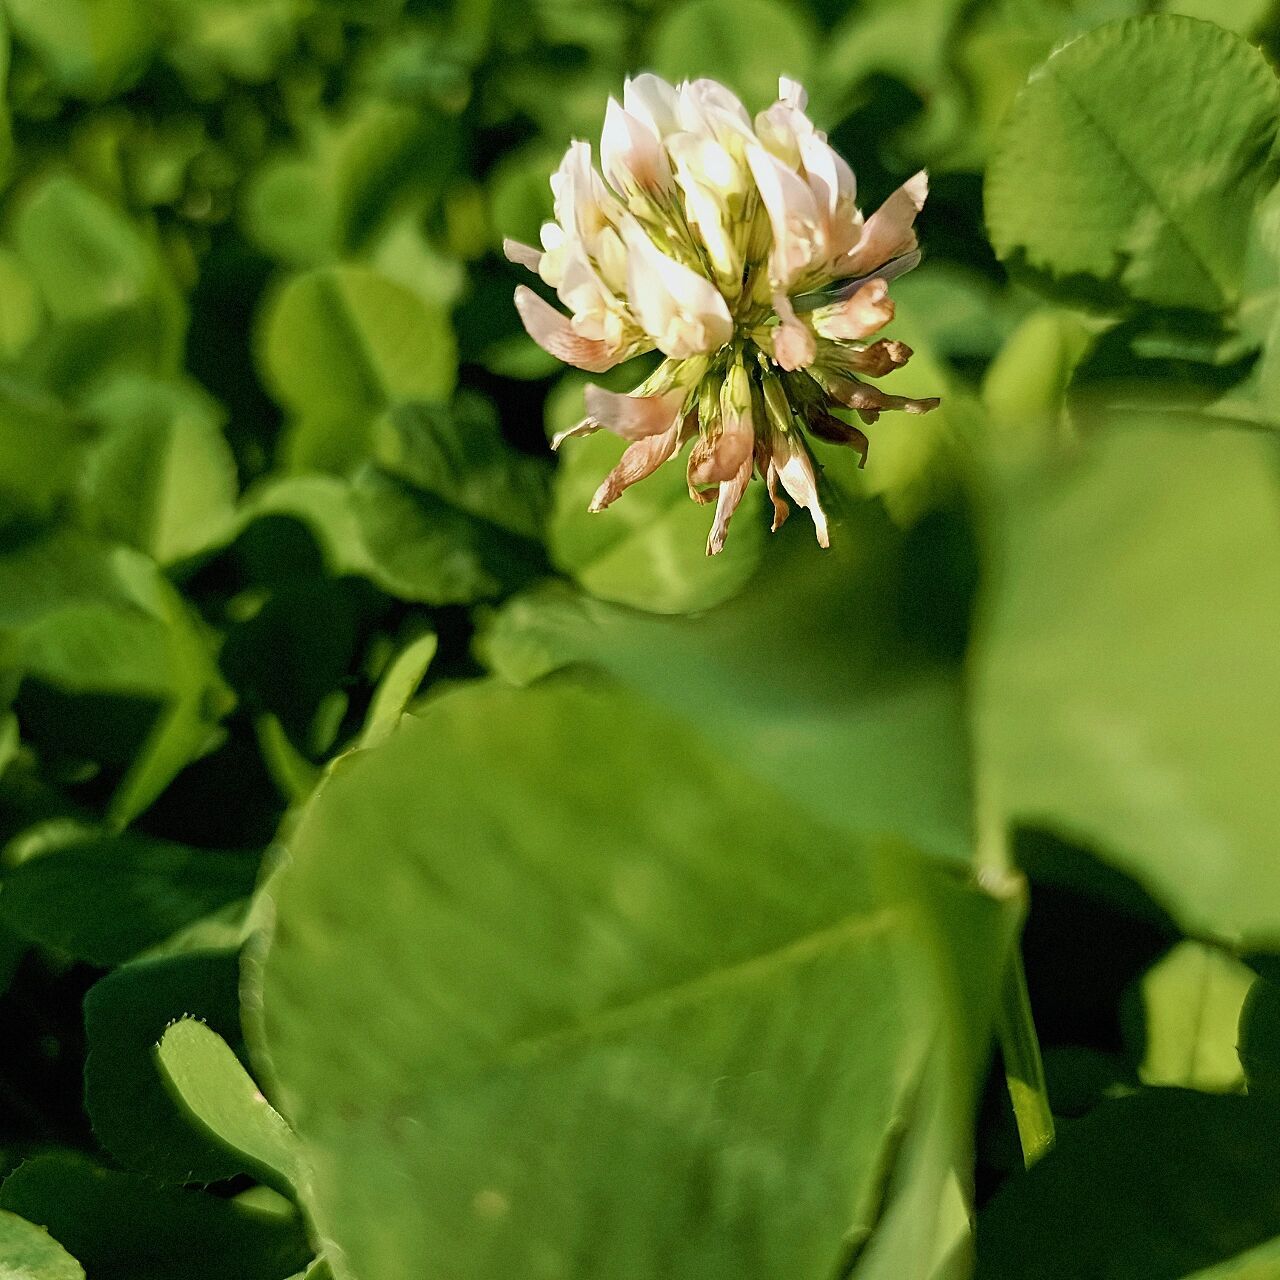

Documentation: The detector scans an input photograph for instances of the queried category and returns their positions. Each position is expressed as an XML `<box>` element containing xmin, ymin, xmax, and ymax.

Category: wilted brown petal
<box><xmin>687</xmin><ymin>411</ymin><xmax>754</xmax><ymax>489</ymax></box>
<box><xmin>764</xmin><ymin>459</ymin><xmax>790</xmax><ymax>532</ymax></box>
<box><xmin>807</xmin><ymin>410</ymin><xmax>869</xmax><ymax>468</ymax></box>
<box><xmin>514</xmin><ymin>286</ymin><xmax>624</xmax><ymax>373</ymax></box>
<box><xmin>589</xmin><ymin>422</ymin><xmax>682</xmax><ymax>512</ymax></box>
<box><xmin>827</xmin><ymin>372</ymin><xmax>940</xmax><ymax>421</ymax></box>
<box><xmin>583</xmin><ymin>384</ymin><xmax>684</xmax><ymax>441</ymax></box>
<box><xmin>707</xmin><ymin>452</ymin><xmax>754</xmax><ymax>556</ymax></box>
<box><xmin>840</xmin><ymin>339</ymin><xmax>913</xmax><ymax>378</ymax></box>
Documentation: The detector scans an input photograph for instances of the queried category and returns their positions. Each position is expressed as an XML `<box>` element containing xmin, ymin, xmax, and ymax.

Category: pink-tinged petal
<box><xmin>772</xmin><ymin>291</ymin><xmax>816</xmax><ymax>371</ymax></box>
<box><xmin>687</xmin><ymin>413</ymin><xmax>753</xmax><ymax>488</ymax></box>
<box><xmin>549</xmin><ymin>418</ymin><xmax>599</xmax><ymax>451</ymax></box>
<box><xmin>807</xmin><ymin>411</ymin><xmax>869</xmax><ymax>468</ymax></box>
<box><xmin>707</xmin><ymin>451</ymin><xmax>754</xmax><ymax>555</ymax></box>
<box><xmin>772</xmin><ymin>431</ymin><xmax>829</xmax><ymax>547</ymax></box>
<box><xmin>842</xmin><ymin>170</ymin><xmax>928</xmax><ymax>277</ymax></box>
<box><xmin>514</xmin><ymin>286</ymin><xmax>623</xmax><ymax>373</ymax></box>
<box><xmin>601</xmin><ymin>97</ymin><xmax>670</xmax><ymax>194</ymax></box>
<box><xmin>503</xmin><ymin>238</ymin><xmax>542</xmax><ymax>271</ymax></box>
<box><xmin>583</xmin><ymin>384</ymin><xmax>684</xmax><ymax>441</ymax></box>
<box><xmin>812</xmin><ymin>279</ymin><xmax>895</xmax><ymax>341</ymax></box>
<box><xmin>588</xmin><ymin>422</ymin><xmax>681</xmax><ymax>512</ymax></box>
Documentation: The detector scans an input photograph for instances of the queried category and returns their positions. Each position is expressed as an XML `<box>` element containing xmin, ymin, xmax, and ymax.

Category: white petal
<box><xmin>778</xmin><ymin>76</ymin><xmax>808</xmax><ymax>110</ymax></box>
<box><xmin>842</xmin><ymin>170</ymin><xmax>928</xmax><ymax>277</ymax></box>
<box><xmin>513</xmin><ymin>286</ymin><xmax>624</xmax><ymax>373</ymax></box>
<box><xmin>678</xmin><ymin>78</ymin><xmax>752</xmax><ymax>138</ymax></box>
<box><xmin>622</xmin><ymin>219</ymin><xmax>732</xmax><ymax>358</ymax></box>
<box><xmin>746</xmin><ymin>144</ymin><xmax>821</xmax><ymax>287</ymax></box>
<box><xmin>503</xmin><ymin>238</ymin><xmax>542</xmax><ymax>271</ymax></box>
<box><xmin>589</xmin><ymin>422</ymin><xmax>682</xmax><ymax>512</ymax></box>
<box><xmin>798</xmin><ymin>132</ymin><xmax>841</xmax><ymax>224</ymax></box>
<box><xmin>707</xmin><ymin>451</ymin><xmax>754</xmax><ymax>555</ymax></box>
<box><xmin>773</xmin><ymin>432</ymin><xmax>829</xmax><ymax>547</ymax></box>
<box><xmin>583</xmin><ymin>384</ymin><xmax>684</xmax><ymax>441</ymax></box>
<box><xmin>623</xmin><ymin>73</ymin><xmax>680</xmax><ymax>139</ymax></box>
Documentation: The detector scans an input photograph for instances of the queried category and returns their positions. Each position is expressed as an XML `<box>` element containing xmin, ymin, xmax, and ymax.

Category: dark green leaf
<box><xmin>83</xmin><ymin>950</ymin><xmax>251</xmax><ymax>1185</ymax></box>
<box><xmin>0</xmin><ymin>827</ymin><xmax>258</xmax><ymax>966</ymax></box>
<box><xmin>0</xmin><ymin>1153</ymin><xmax>310</xmax><ymax>1280</ymax></box>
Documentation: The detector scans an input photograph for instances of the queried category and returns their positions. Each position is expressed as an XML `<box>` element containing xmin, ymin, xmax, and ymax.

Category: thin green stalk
<box><xmin>998</xmin><ymin>946</ymin><xmax>1056</xmax><ymax>1167</ymax></box>
<box><xmin>975</xmin><ymin>787</ymin><xmax>1055</xmax><ymax>1167</ymax></box>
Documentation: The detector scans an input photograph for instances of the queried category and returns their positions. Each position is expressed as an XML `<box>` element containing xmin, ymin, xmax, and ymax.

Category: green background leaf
<box><xmin>985</xmin><ymin>16</ymin><xmax>1280</xmax><ymax>310</ymax></box>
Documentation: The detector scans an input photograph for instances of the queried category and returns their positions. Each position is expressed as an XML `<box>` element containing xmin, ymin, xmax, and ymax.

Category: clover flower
<box><xmin>505</xmin><ymin>74</ymin><xmax>938</xmax><ymax>555</ymax></box>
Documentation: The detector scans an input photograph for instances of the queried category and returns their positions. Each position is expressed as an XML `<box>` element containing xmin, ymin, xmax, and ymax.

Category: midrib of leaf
<box><xmin>1046</xmin><ymin>56</ymin><xmax>1227</xmax><ymax>306</ymax></box>
<box><xmin>472</xmin><ymin>906</ymin><xmax>904</xmax><ymax>1077</ymax></box>
<box><xmin>313</xmin><ymin>271</ymin><xmax>391</xmax><ymax>413</ymax></box>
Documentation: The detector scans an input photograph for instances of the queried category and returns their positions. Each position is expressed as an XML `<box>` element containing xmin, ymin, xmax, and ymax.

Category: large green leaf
<box><xmin>0</xmin><ymin>1208</ymin><xmax>83</xmax><ymax>1280</ymax></box>
<box><xmin>985</xmin><ymin>16</ymin><xmax>1280</xmax><ymax>311</ymax></box>
<box><xmin>486</xmin><ymin>481</ymin><xmax>976</xmax><ymax>863</ymax></box>
<box><xmin>249</xmin><ymin>677</ymin><xmax>1015</xmax><ymax>1280</ymax></box>
<box><xmin>0</xmin><ymin>1154</ymin><xmax>310</xmax><ymax>1280</ymax></box>
<box><xmin>972</xmin><ymin>414</ymin><xmax>1280</xmax><ymax>944</ymax></box>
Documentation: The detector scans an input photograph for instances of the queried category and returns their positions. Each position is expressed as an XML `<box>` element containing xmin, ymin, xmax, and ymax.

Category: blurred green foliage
<box><xmin>0</xmin><ymin>1</ymin><xmax>1278</xmax><ymax>1278</ymax></box>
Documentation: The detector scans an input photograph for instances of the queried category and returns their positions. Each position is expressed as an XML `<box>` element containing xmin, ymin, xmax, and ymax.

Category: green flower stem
<box><xmin>975</xmin><ymin>787</ymin><xmax>1055</xmax><ymax>1167</ymax></box>
<box><xmin>998</xmin><ymin>945</ymin><xmax>1056</xmax><ymax>1168</ymax></box>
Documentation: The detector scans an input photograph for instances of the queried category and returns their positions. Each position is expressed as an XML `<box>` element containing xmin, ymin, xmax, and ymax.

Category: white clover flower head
<box><xmin>505</xmin><ymin>74</ymin><xmax>939</xmax><ymax>555</ymax></box>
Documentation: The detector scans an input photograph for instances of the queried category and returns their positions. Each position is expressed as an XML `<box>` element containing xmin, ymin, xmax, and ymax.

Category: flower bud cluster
<box><xmin>505</xmin><ymin>74</ymin><xmax>938</xmax><ymax>554</ymax></box>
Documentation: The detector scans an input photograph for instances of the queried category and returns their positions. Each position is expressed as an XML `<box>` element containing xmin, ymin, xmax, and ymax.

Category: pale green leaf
<box><xmin>1131</xmin><ymin>942</ymin><xmax>1254</xmax><ymax>1092</ymax></box>
<box><xmin>649</xmin><ymin>0</ymin><xmax>815</xmax><ymax>110</ymax></box>
<box><xmin>157</xmin><ymin>1018</ymin><xmax>305</xmax><ymax>1196</ymax></box>
<box><xmin>78</xmin><ymin>376</ymin><xmax>239</xmax><ymax>565</ymax></box>
<box><xmin>356</xmin><ymin>630</ymin><xmax>437</xmax><ymax>750</ymax></box>
<box><xmin>972</xmin><ymin>414</ymin><xmax>1280</xmax><ymax>943</ymax></box>
<box><xmin>259</xmin><ymin>265</ymin><xmax>456</xmax><ymax>473</ymax></box>
<box><xmin>0</xmin><ymin>1209</ymin><xmax>83</xmax><ymax>1280</ymax></box>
